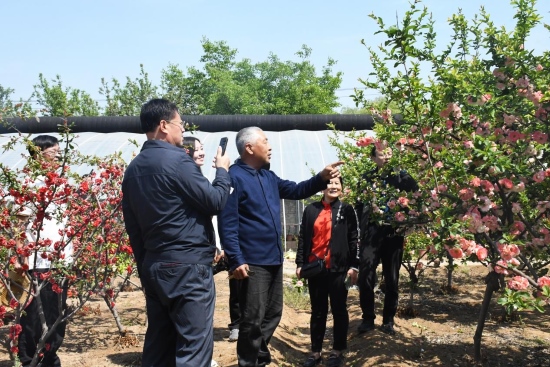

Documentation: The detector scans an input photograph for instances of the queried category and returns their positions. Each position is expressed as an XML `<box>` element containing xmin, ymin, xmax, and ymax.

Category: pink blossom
<box><xmin>437</xmin><ymin>184</ymin><xmax>448</xmax><ymax>192</ymax></box>
<box><xmin>475</xmin><ymin>246</ymin><xmax>488</xmax><ymax>261</ymax></box>
<box><xmin>537</xmin><ymin>202</ymin><xmax>549</xmax><ymax>213</ymax></box>
<box><xmin>494</xmin><ymin>260</ymin><xmax>509</xmax><ymax>275</ymax></box>
<box><xmin>510</xmin><ymin>221</ymin><xmax>525</xmax><ymax>236</ymax></box>
<box><xmin>516</xmin><ymin>75</ymin><xmax>530</xmax><ymax>88</ymax></box>
<box><xmin>503</xmin><ymin>114</ymin><xmax>516</xmax><ymax>126</ymax></box>
<box><xmin>459</xmin><ymin>238</ymin><xmax>477</xmax><ymax>256</ymax></box>
<box><xmin>511</xmin><ymin>202</ymin><xmax>522</xmax><ymax>214</ymax></box>
<box><xmin>478</xmin><ymin>196</ymin><xmax>492</xmax><ymax>212</ymax></box>
<box><xmin>533</xmin><ymin>171</ymin><xmax>545</xmax><ymax>183</ymax></box>
<box><xmin>497</xmin><ymin>243</ymin><xmax>520</xmax><ymax>261</ymax></box>
<box><xmin>507</xmin><ymin>130</ymin><xmax>525</xmax><ymax>143</ymax></box>
<box><xmin>470</xmin><ymin>177</ymin><xmax>481</xmax><ymax>187</ymax></box>
<box><xmin>397</xmin><ymin>197</ymin><xmax>409</xmax><ymax>207</ymax></box>
<box><xmin>387</xmin><ymin>200</ymin><xmax>396</xmax><ymax>209</ymax></box>
<box><xmin>512</xmin><ymin>182</ymin><xmax>525</xmax><ymax>192</ymax></box>
<box><xmin>535</xmin><ymin>107</ymin><xmax>547</xmax><ymax>119</ymax></box>
<box><xmin>463</xmin><ymin>140</ymin><xmax>474</xmax><ymax>149</ymax></box>
<box><xmin>434</xmin><ymin>161</ymin><xmax>443</xmax><ymax>169</ymax></box>
<box><xmin>430</xmin><ymin>232</ymin><xmax>438</xmax><ymax>238</ymax></box>
<box><xmin>482</xmin><ymin>216</ymin><xmax>500</xmax><ymax>231</ymax></box>
<box><xmin>532</xmin><ymin>131</ymin><xmax>548</xmax><ymax>144</ymax></box>
<box><xmin>536</xmin><ymin>64</ymin><xmax>544</xmax><ymax>72</ymax></box>
<box><xmin>446</xmin><ymin>120</ymin><xmax>453</xmax><ymax>130</ymax></box>
<box><xmin>496</xmin><ymin>82</ymin><xmax>506</xmax><ymax>90</ymax></box>
<box><xmin>447</xmin><ymin>247</ymin><xmax>464</xmax><ymax>259</ymax></box>
<box><xmin>394</xmin><ymin>212</ymin><xmax>406</xmax><ymax>222</ymax></box>
<box><xmin>529</xmin><ymin>90</ymin><xmax>543</xmax><ymax>104</ymax></box>
<box><xmin>508</xmin><ymin>276</ymin><xmax>529</xmax><ymax>291</ymax></box>
<box><xmin>492</xmin><ymin>68</ymin><xmax>506</xmax><ymax>81</ymax></box>
<box><xmin>356</xmin><ymin>136</ymin><xmax>375</xmax><ymax>147</ymax></box>
<box><xmin>538</xmin><ymin>276</ymin><xmax>550</xmax><ymax>288</ymax></box>
<box><xmin>498</xmin><ymin>178</ymin><xmax>513</xmax><ymax>191</ymax></box>
<box><xmin>459</xmin><ymin>188</ymin><xmax>475</xmax><ymax>201</ymax></box>
<box><xmin>479</xmin><ymin>94</ymin><xmax>491</xmax><ymax>105</ymax></box>
<box><xmin>480</xmin><ymin>180</ymin><xmax>495</xmax><ymax>193</ymax></box>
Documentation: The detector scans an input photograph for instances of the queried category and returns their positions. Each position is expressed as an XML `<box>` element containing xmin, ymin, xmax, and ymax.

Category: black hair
<box><xmin>371</xmin><ymin>145</ymin><xmax>377</xmax><ymax>157</ymax></box>
<box><xmin>28</xmin><ymin>135</ymin><xmax>59</xmax><ymax>157</ymax></box>
<box><xmin>326</xmin><ymin>176</ymin><xmax>344</xmax><ymax>188</ymax></box>
<box><xmin>140</xmin><ymin>98</ymin><xmax>179</xmax><ymax>133</ymax></box>
<box><xmin>182</xmin><ymin>136</ymin><xmax>201</xmax><ymax>159</ymax></box>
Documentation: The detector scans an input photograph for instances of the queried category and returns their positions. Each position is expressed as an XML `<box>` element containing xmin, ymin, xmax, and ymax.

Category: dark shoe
<box><xmin>357</xmin><ymin>320</ymin><xmax>375</xmax><ymax>333</ymax></box>
<box><xmin>380</xmin><ymin>322</ymin><xmax>396</xmax><ymax>335</ymax></box>
<box><xmin>326</xmin><ymin>353</ymin><xmax>345</xmax><ymax>367</ymax></box>
<box><xmin>302</xmin><ymin>354</ymin><xmax>322</xmax><ymax>367</ymax></box>
<box><xmin>258</xmin><ymin>352</ymin><xmax>272</xmax><ymax>366</ymax></box>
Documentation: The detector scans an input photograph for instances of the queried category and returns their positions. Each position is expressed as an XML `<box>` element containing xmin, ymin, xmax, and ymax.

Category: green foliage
<box><xmin>27</xmin><ymin>39</ymin><xmax>342</xmax><ymax>117</ymax></box>
<box><xmin>0</xmin><ymin>84</ymin><xmax>14</xmax><ymax>110</ymax></box>
<box><xmin>283</xmin><ymin>277</ymin><xmax>310</xmax><ymax>310</ymax></box>
<box><xmin>99</xmin><ymin>64</ymin><xmax>158</xmax><ymax>116</ymax></box>
<box><xmin>181</xmin><ymin>39</ymin><xmax>343</xmax><ymax>115</ymax></box>
<box><xmin>33</xmin><ymin>74</ymin><xmax>100</xmax><ymax>116</ymax></box>
<box><xmin>497</xmin><ymin>288</ymin><xmax>545</xmax><ymax>316</ymax></box>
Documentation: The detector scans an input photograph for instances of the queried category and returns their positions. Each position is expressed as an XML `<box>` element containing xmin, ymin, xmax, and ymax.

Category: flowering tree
<box><xmin>0</xmin><ymin>121</ymin><xmax>133</xmax><ymax>366</ymax></box>
<box><xmin>331</xmin><ymin>0</ymin><xmax>550</xmax><ymax>360</ymax></box>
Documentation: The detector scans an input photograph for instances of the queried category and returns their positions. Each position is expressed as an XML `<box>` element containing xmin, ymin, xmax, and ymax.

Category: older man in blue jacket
<box><xmin>218</xmin><ymin>126</ymin><xmax>342</xmax><ymax>367</ymax></box>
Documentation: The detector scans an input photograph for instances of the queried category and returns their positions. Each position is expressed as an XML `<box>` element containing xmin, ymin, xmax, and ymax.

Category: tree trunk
<box><xmin>103</xmin><ymin>295</ymin><xmax>125</xmax><ymax>335</ymax></box>
<box><xmin>473</xmin><ymin>271</ymin><xmax>501</xmax><ymax>361</ymax></box>
<box><xmin>446</xmin><ymin>254</ymin><xmax>454</xmax><ymax>288</ymax></box>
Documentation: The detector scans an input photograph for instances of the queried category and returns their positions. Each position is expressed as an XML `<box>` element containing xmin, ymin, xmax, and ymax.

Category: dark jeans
<box><xmin>358</xmin><ymin>227</ymin><xmax>404</xmax><ymax>324</ymax></box>
<box><xmin>140</xmin><ymin>261</ymin><xmax>215</xmax><ymax>367</ymax></box>
<box><xmin>228</xmin><ymin>277</ymin><xmax>241</xmax><ymax>330</ymax></box>
<box><xmin>18</xmin><ymin>270</ymin><xmax>68</xmax><ymax>367</ymax></box>
<box><xmin>308</xmin><ymin>271</ymin><xmax>349</xmax><ymax>352</ymax></box>
<box><xmin>237</xmin><ymin>265</ymin><xmax>283</xmax><ymax>367</ymax></box>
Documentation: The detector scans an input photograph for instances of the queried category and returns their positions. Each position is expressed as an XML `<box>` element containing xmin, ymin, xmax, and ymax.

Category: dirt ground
<box><xmin>1</xmin><ymin>261</ymin><xmax>549</xmax><ymax>367</ymax></box>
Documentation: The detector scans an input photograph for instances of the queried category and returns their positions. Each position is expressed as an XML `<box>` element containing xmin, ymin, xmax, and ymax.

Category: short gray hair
<box><xmin>236</xmin><ymin>126</ymin><xmax>263</xmax><ymax>155</ymax></box>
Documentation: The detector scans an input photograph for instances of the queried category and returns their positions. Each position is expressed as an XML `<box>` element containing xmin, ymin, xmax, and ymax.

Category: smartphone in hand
<box><xmin>219</xmin><ymin>137</ymin><xmax>228</xmax><ymax>155</ymax></box>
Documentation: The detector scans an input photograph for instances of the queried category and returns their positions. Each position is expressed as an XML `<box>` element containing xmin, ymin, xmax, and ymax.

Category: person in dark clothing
<box><xmin>296</xmin><ymin>177</ymin><xmax>359</xmax><ymax>367</ymax></box>
<box><xmin>356</xmin><ymin>144</ymin><xmax>418</xmax><ymax>336</ymax></box>
<box><xmin>122</xmin><ymin>99</ymin><xmax>231</xmax><ymax>367</ymax></box>
<box><xmin>15</xmin><ymin>135</ymin><xmax>69</xmax><ymax>367</ymax></box>
<box><xmin>218</xmin><ymin>126</ymin><xmax>343</xmax><ymax>367</ymax></box>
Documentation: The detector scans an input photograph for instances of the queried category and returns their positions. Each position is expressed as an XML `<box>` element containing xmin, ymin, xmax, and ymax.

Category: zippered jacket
<box><xmin>219</xmin><ymin>159</ymin><xmax>327</xmax><ymax>270</ymax></box>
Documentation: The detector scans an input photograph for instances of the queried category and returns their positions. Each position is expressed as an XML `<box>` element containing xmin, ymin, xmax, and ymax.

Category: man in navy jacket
<box><xmin>122</xmin><ymin>99</ymin><xmax>231</xmax><ymax>367</ymax></box>
<box><xmin>218</xmin><ymin>126</ymin><xmax>342</xmax><ymax>367</ymax></box>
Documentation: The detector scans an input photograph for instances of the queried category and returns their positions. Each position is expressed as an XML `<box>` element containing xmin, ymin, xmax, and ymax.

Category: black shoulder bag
<box><xmin>300</xmin><ymin>245</ymin><xmax>329</xmax><ymax>279</ymax></box>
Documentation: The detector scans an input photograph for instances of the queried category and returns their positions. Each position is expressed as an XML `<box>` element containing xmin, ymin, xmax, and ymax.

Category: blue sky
<box><xmin>2</xmin><ymin>0</ymin><xmax>549</xmax><ymax>110</ymax></box>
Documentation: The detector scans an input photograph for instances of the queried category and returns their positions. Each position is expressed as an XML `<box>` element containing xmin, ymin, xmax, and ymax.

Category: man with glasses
<box><xmin>122</xmin><ymin>98</ymin><xmax>231</xmax><ymax>366</ymax></box>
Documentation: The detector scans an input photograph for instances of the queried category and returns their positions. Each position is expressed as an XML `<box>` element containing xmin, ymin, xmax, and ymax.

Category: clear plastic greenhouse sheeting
<box><xmin>0</xmin><ymin>130</ymin><xmax>375</xmax><ymax>183</ymax></box>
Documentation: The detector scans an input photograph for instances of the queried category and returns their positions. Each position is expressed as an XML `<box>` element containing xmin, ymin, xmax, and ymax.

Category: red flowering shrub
<box><xmin>0</xmin><ymin>130</ymin><xmax>133</xmax><ymax>365</ymax></box>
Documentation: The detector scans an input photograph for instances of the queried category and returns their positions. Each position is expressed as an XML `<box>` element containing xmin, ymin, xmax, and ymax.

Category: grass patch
<box><xmin>283</xmin><ymin>285</ymin><xmax>310</xmax><ymax>310</ymax></box>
